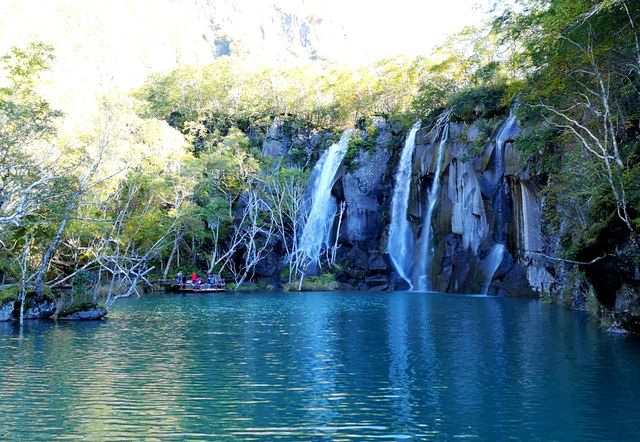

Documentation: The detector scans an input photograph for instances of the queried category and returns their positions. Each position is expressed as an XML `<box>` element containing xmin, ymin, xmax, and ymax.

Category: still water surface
<box><xmin>1</xmin><ymin>291</ymin><xmax>639</xmax><ymax>440</ymax></box>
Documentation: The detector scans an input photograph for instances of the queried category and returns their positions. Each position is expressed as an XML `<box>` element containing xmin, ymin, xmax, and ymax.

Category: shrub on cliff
<box><xmin>449</xmin><ymin>83</ymin><xmax>509</xmax><ymax>123</ymax></box>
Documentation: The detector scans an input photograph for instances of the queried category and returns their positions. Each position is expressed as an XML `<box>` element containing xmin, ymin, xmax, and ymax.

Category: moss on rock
<box><xmin>0</xmin><ymin>286</ymin><xmax>19</xmax><ymax>304</ymax></box>
<box><xmin>283</xmin><ymin>273</ymin><xmax>339</xmax><ymax>292</ymax></box>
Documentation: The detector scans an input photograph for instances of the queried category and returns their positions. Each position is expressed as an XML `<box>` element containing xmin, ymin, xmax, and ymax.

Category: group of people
<box><xmin>176</xmin><ymin>271</ymin><xmax>224</xmax><ymax>289</ymax></box>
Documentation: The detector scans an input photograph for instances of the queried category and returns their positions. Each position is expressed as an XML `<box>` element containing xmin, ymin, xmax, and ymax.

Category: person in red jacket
<box><xmin>191</xmin><ymin>272</ymin><xmax>197</xmax><ymax>287</ymax></box>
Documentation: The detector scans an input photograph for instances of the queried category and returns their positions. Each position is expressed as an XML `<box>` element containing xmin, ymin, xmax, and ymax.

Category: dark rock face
<box><xmin>346</xmin><ymin>245</ymin><xmax>368</xmax><ymax>270</ymax></box>
<box><xmin>492</xmin><ymin>257</ymin><xmax>537</xmax><ymax>297</ymax></box>
<box><xmin>4</xmin><ymin>297</ymin><xmax>57</xmax><ymax>321</ymax></box>
<box><xmin>367</xmin><ymin>252</ymin><xmax>387</xmax><ymax>271</ymax></box>
<box><xmin>1</xmin><ymin>297</ymin><xmax>108</xmax><ymax>322</ymax></box>
<box><xmin>439</xmin><ymin>234</ymin><xmax>462</xmax><ymax>289</ymax></box>
<box><xmin>253</xmin><ymin>249</ymin><xmax>282</xmax><ymax>288</ymax></box>
<box><xmin>332</xmin><ymin>117</ymin><xmax>401</xmax><ymax>289</ymax></box>
<box><xmin>368</xmin><ymin>284</ymin><xmax>389</xmax><ymax>292</ymax></box>
<box><xmin>260</xmin><ymin>117</ymin><xmax>336</xmax><ymax>169</ymax></box>
<box><xmin>576</xmin><ymin>223</ymin><xmax>640</xmax><ymax>332</ymax></box>
<box><xmin>441</xmin><ymin>238</ymin><xmax>476</xmax><ymax>293</ymax></box>
<box><xmin>364</xmin><ymin>274</ymin><xmax>388</xmax><ymax>285</ymax></box>
<box><xmin>59</xmin><ymin>308</ymin><xmax>108</xmax><ymax>321</ymax></box>
<box><xmin>614</xmin><ymin>283</ymin><xmax>640</xmax><ymax>330</ymax></box>
<box><xmin>262</xmin><ymin>118</ymin><xmax>292</xmax><ymax>159</ymax></box>
<box><xmin>341</xmin><ymin>145</ymin><xmax>391</xmax><ymax>243</ymax></box>
<box><xmin>0</xmin><ymin>301</ymin><xmax>13</xmax><ymax>322</ymax></box>
<box><xmin>254</xmin><ymin>250</ymin><xmax>280</xmax><ymax>278</ymax></box>
<box><xmin>22</xmin><ymin>299</ymin><xmax>56</xmax><ymax>320</ymax></box>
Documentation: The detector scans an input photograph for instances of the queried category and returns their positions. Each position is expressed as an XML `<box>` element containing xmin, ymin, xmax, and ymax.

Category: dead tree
<box><xmin>538</xmin><ymin>32</ymin><xmax>634</xmax><ymax>231</ymax></box>
<box><xmin>260</xmin><ymin>170</ymin><xmax>309</xmax><ymax>284</ymax></box>
<box><xmin>17</xmin><ymin>235</ymin><xmax>31</xmax><ymax>325</ymax></box>
<box><xmin>33</xmin><ymin>135</ymin><xmax>111</xmax><ymax>298</ymax></box>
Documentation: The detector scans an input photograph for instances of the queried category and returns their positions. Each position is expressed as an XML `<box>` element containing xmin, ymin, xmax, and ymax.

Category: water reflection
<box><xmin>0</xmin><ymin>292</ymin><xmax>639</xmax><ymax>440</ymax></box>
<box><xmin>387</xmin><ymin>292</ymin><xmax>413</xmax><ymax>436</ymax></box>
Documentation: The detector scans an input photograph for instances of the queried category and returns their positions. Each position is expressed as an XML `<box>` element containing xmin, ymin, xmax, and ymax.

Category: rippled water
<box><xmin>1</xmin><ymin>291</ymin><xmax>639</xmax><ymax>440</ymax></box>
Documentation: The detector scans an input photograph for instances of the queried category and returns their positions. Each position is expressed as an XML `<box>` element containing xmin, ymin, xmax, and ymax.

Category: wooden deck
<box><xmin>167</xmin><ymin>284</ymin><xmax>226</xmax><ymax>293</ymax></box>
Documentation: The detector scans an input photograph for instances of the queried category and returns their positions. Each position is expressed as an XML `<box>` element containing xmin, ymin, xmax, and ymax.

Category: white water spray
<box><xmin>481</xmin><ymin>243</ymin><xmax>505</xmax><ymax>294</ymax></box>
<box><xmin>299</xmin><ymin>130</ymin><xmax>352</xmax><ymax>263</ymax></box>
<box><xmin>388</xmin><ymin>122</ymin><xmax>421</xmax><ymax>288</ymax></box>
<box><xmin>414</xmin><ymin>117</ymin><xmax>450</xmax><ymax>292</ymax></box>
<box><xmin>483</xmin><ymin>106</ymin><xmax>519</xmax><ymax>293</ymax></box>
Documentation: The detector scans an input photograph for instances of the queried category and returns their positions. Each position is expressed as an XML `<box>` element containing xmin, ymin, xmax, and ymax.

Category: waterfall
<box><xmin>299</xmin><ymin>130</ymin><xmax>352</xmax><ymax>263</ymax></box>
<box><xmin>483</xmin><ymin>106</ymin><xmax>519</xmax><ymax>293</ymax></box>
<box><xmin>491</xmin><ymin>108</ymin><xmax>518</xmax><ymax>244</ymax></box>
<box><xmin>481</xmin><ymin>243</ymin><xmax>505</xmax><ymax>294</ymax></box>
<box><xmin>494</xmin><ymin>112</ymin><xmax>517</xmax><ymax>180</ymax></box>
<box><xmin>413</xmin><ymin>118</ymin><xmax>450</xmax><ymax>292</ymax></box>
<box><xmin>388</xmin><ymin>121</ymin><xmax>421</xmax><ymax>289</ymax></box>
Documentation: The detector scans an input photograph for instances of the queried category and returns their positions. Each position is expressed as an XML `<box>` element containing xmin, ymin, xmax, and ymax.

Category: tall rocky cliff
<box><xmin>254</xmin><ymin>112</ymin><xmax>640</xmax><ymax>332</ymax></box>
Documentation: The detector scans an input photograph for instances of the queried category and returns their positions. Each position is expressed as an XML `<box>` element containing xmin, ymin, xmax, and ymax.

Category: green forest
<box><xmin>1</xmin><ymin>0</ymin><xmax>639</xmax><ymax>326</ymax></box>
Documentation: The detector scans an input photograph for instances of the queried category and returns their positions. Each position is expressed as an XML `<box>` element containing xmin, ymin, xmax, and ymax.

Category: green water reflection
<box><xmin>0</xmin><ymin>291</ymin><xmax>639</xmax><ymax>440</ymax></box>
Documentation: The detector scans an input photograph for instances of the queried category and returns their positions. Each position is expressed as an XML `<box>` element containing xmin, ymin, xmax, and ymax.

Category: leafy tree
<box><xmin>412</xmin><ymin>26</ymin><xmax>509</xmax><ymax>118</ymax></box>
<box><xmin>495</xmin><ymin>0</ymin><xmax>640</xmax><ymax>232</ymax></box>
<box><xmin>0</xmin><ymin>43</ymin><xmax>63</xmax><ymax>228</ymax></box>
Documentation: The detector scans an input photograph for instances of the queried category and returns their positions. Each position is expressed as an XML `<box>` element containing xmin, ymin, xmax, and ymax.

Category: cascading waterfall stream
<box><xmin>480</xmin><ymin>243</ymin><xmax>506</xmax><ymax>294</ymax></box>
<box><xmin>482</xmin><ymin>106</ymin><xmax>519</xmax><ymax>294</ymax></box>
<box><xmin>491</xmin><ymin>107</ymin><xmax>518</xmax><ymax>244</ymax></box>
<box><xmin>298</xmin><ymin>130</ymin><xmax>352</xmax><ymax>264</ymax></box>
<box><xmin>413</xmin><ymin>112</ymin><xmax>451</xmax><ymax>292</ymax></box>
<box><xmin>387</xmin><ymin>121</ymin><xmax>421</xmax><ymax>289</ymax></box>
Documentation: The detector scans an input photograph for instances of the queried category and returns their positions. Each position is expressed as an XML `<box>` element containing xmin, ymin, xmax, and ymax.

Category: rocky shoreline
<box><xmin>0</xmin><ymin>294</ymin><xmax>107</xmax><ymax>323</ymax></box>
